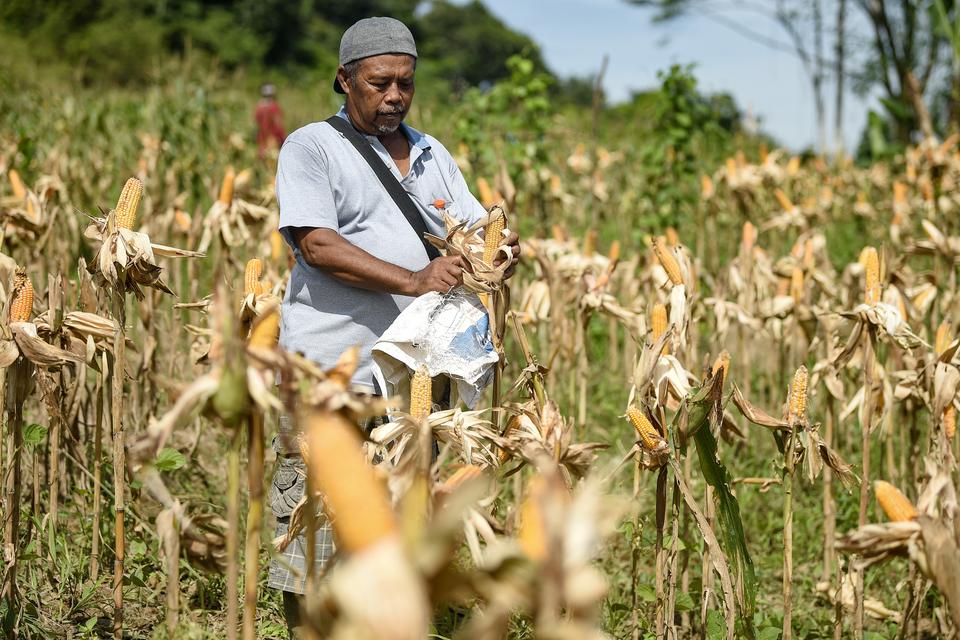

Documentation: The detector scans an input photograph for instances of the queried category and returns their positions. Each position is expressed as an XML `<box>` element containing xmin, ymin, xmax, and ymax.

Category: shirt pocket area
<box><xmin>268</xmin><ymin>457</ymin><xmax>306</xmax><ymax>520</ymax></box>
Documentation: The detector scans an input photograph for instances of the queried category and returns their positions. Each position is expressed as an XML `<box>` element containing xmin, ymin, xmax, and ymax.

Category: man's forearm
<box><xmin>293</xmin><ymin>227</ymin><xmax>415</xmax><ymax>295</ymax></box>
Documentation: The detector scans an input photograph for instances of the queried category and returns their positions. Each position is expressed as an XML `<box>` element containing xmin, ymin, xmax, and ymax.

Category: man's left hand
<box><xmin>494</xmin><ymin>231</ymin><xmax>521</xmax><ymax>279</ymax></box>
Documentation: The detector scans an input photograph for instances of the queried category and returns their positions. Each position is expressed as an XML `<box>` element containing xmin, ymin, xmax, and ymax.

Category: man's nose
<box><xmin>384</xmin><ymin>82</ymin><xmax>403</xmax><ymax>104</ymax></box>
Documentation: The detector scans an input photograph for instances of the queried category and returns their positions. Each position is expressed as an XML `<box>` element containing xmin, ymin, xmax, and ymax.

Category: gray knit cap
<box><xmin>334</xmin><ymin>17</ymin><xmax>418</xmax><ymax>94</ymax></box>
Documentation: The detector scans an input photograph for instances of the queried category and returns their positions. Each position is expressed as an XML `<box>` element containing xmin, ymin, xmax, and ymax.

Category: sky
<box><xmin>474</xmin><ymin>0</ymin><xmax>877</xmax><ymax>152</ymax></box>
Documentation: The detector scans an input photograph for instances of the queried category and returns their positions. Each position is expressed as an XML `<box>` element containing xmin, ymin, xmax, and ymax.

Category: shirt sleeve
<box><xmin>276</xmin><ymin>139</ymin><xmax>338</xmax><ymax>248</ymax></box>
<box><xmin>435</xmin><ymin>142</ymin><xmax>488</xmax><ymax>227</ymax></box>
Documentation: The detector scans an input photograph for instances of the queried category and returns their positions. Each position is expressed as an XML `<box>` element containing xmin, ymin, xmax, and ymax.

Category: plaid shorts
<box><xmin>267</xmin><ymin>452</ymin><xmax>336</xmax><ymax>594</ymax></box>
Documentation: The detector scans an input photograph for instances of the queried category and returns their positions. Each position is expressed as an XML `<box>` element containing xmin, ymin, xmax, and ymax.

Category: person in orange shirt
<box><xmin>255</xmin><ymin>83</ymin><xmax>286</xmax><ymax>158</ymax></box>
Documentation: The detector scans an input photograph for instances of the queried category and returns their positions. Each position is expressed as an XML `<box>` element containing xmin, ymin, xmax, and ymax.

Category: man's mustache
<box><xmin>377</xmin><ymin>107</ymin><xmax>405</xmax><ymax>116</ymax></box>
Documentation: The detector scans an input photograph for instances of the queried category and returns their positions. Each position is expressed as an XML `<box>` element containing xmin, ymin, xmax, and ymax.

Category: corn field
<box><xmin>1</xmin><ymin>82</ymin><xmax>960</xmax><ymax>640</ymax></box>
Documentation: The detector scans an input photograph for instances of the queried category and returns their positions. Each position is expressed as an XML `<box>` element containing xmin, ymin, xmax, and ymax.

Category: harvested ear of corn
<box><xmin>409</xmin><ymin>365</ymin><xmax>432</xmax><ymax>420</ymax></box>
<box><xmin>9</xmin><ymin>268</ymin><xmax>33</xmax><ymax>323</ymax></box>
<box><xmin>860</xmin><ymin>246</ymin><xmax>881</xmax><ymax>305</ymax></box>
<box><xmin>789</xmin><ymin>365</ymin><xmax>808</xmax><ymax>421</ymax></box>
<box><xmin>653</xmin><ymin>237</ymin><xmax>683</xmax><ymax>286</ymax></box>
<box><xmin>115</xmin><ymin>178</ymin><xmax>143</xmax><ymax>230</ymax></box>
<box><xmin>627</xmin><ymin>406</ymin><xmax>666</xmax><ymax>451</ymax></box>
<box><xmin>218</xmin><ymin>166</ymin><xmax>235</xmax><ymax>205</ymax></box>
<box><xmin>873</xmin><ymin>480</ymin><xmax>917</xmax><ymax>522</ymax></box>
<box><xmin>303</xmin><ymin>410</ymin><xmax>396</xmax><ymax>552</ymax></box>
<box><xmin>244</xmin><ymin>258</ymin><xmax>263</xmax><ymax>296</ymax></box>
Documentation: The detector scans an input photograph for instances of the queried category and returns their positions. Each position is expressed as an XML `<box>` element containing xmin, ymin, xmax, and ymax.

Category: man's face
<box><xmin>339</xmin><ymin>54</ymin><xmax>415</xmax><ymax>136</ymax></box>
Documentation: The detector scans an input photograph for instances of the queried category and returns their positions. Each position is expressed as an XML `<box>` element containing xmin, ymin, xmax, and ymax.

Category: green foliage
<box><xmin>418</xmin><ymin>0</ymin><xmax>547</xmax><ymax>89</ymax></box>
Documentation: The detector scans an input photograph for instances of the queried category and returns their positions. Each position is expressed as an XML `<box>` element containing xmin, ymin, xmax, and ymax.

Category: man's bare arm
<box><xmin>291</xmin><ymin>227</ymin><xmax>463</xmax><ymax>296</ymax></box>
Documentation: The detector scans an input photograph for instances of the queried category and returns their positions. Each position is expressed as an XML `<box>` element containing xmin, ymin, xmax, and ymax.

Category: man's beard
<box><xmin>375</xmin><ymin>107</ymin><xmax>405</xmax><ymax>134</ymax></box>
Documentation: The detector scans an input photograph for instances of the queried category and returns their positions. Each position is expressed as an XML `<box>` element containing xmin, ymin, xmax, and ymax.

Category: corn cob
<box><xmin>725</xmin><ymin>157</ymin><xmax>737</xmax><ymax>179</ymax></box>
<box><xmin>653</xmin><ymin>237</ymin><xmax>683</xmax><ymax>286</ymax></box>
<box><xmin>8</xmin><ymin>169</ymin><xmax>26</xmax><ymax>199</ymax></box>
<box><xmin>9</xmin><ymin>268</ymin><xmax>33</xmax><ymax>323</ymax></box>
<box><xmin>741</xmin><ymin>221</ymin><xmax>756</xmax><ymax>254</ymax></box>
<box><xmin>438</xmin><ymin>465</ymin><xmax>483</xmax><ymax>493</ymax></box>
<box><xmin>786</xmin><ymin>156</ymin><xmax>800</xmax><ymax>175</ymax></box>
<box><xmin>270</xmin><ymin>230</ymin><xmax>285</xmax><ymax>262</ymax></box>
<box><xmin>789</xmin><ymin>365</ymin><xmax>808</xmax><ymax>421</ymax></box>
<box><xmin>582</xmin><ymin>229</ymin><xmax>597</xmax><ymax>257</ymax></box>
<box><xmin>802</xmin><ymin>238</ymin><xmax>815</xmax><ymax>270</ymax></box>
<box><xmin>608</xmin><ymin>240</ymin><xmax>621</xmax><ymax>264</ymax></box>
<box><xmin>518</xmin><ymin>476</ymin><xmax>547</xmax><ymax>561</ymax></box>
<box><xmin>248</xmin><ymin>306</ymin><xmax>280</xmax><ymax>348</ymax></box>
<box><xmin>735</xmin><ymin>150</ymin><xmax>746</xmax><ymax>167</ymax></box>
<box><xmin>893</xmin><ymin>181</ymin><xmax>907</xmax><ymax>205</ymax></box>
<box><xmin>665</xmin><ymin>227</ymin><xmax>679</xmax><ymax>247</ymax></box>
<box><xmin>700</xmin><ymin>174</ymin><xmax>714</xmax><ymax>199</ymax></box>
<box><xmin>476</xmin><ymin>177</ymin><xmax>495</xmax><ymax>208</ymax></box>
<box><xmin>409</xmin><ymin>365</ymin><xmax>432</xmax><ymax>420</ymax></box>
<box><xmin>173</xmin><ymin>209</ymin><xmax>191</xmax><ymax>233</ymax></box>
<box><xmin>758</xmin><ymin>142</ymin><xmax>768</xmax><ymax>164</ymax></box>
<box><xmin>921</xmin><ymin>179</ymin><xmax>934</xmax><ymax>203</ymax></box>
<box><xmin>873</xmin><ymin>480</ymin><xmax>917</xmax><ymax>522</ymax></box>
<box><xmin>711</xmin><ymin>351</ymin><xmax>730</xmax><ymax>382</ymax></box>
<box><xmin>627</xmin><ymin>406</ymin><xmax>665</xmax><ymax>451</ymax></box>
<box><xmin>861</xmin><ymin>246</ymin><xmax>881</xmax><ymax>305</ymax></box>
<box><xmin>935</xmin><ymin>321</ymin><xmax>952</xmax><ymax>356</ymax></box>
<box><xmin>244</xmin><ymin>258</ymin><xmax>263</xmax><ymax>296</ymax></box>
<box><xmin>303</xmin><ymin>409</ymin><xmax>397</xmax><ymax>552</ymax></box>
<box><xmin>774</xmin><ymin>188</ymin><xmax>795</xmax><ymax>212</ymax></box>
<box><xmin>551</xmin><ymin>224</ymin><xmax>566</xmax><ymax>243</ymax></box>
<box><xmin>218</xmin><ymin>166</ymin><xmax>235</xmax><ymax>206</ymax></box>
<box><xmin>944</xmin><ymin>404</ymin><xmax>957</xmax><ymax>439</ymax></box>
<box><xmin>115</xmin><ymin>178</ymin><xmax>143</xmax><ymax>230</ymax></box>
<box><xmin>483</xmin><ymin>211</ymin><xmax>505</xmax><ymax>267</ymax></box>
<box><xmin>651</xmin><ymin>303</ymin><xmax>668</xmax><ymax>356</ymax></box>
<box><xmin>790</xmin><ymin>267</ymin><xmax>804</xmax><ymax>305</ymax></box>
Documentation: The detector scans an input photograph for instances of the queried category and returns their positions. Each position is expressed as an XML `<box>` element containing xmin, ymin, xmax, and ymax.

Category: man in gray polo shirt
<box><xmin>268</xmin><ymin>16</ymin><xmax>520</xmax><ymax>636</ymax></box>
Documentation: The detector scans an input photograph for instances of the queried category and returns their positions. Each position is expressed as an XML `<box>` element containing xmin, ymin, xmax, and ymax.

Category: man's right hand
<box><xmin>406</xmin><ymin>255</ymin><xmax>464</xmax><ymax>296</ymax></box>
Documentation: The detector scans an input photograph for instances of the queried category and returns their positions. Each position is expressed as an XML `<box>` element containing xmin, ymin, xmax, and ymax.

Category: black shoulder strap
<box><xmin>325</xmin><ymin>115</ymin><xmax>440</xmax><ymax>261</ymax></box>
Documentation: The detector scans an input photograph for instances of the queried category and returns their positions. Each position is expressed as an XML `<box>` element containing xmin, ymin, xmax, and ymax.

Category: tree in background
<box><xmin>625</xmin><ymin>0</ymin><xmax>960</xmax><ymax>153</ymax></box>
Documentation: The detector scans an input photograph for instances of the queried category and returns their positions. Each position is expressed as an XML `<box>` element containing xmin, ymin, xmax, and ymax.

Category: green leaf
<box><xmin>756</xmin><ymin>627</ymin><xmax>781</xmax><ymax>640</ymax></box>
<box><xmin>675</xmin><ymin>591</ymin><xmax>695</xmax><ymax>612</ymax></box>
<box><xmin>706</xmin><ymin>610</ymin><xmax>727</xmax><ymax>640</ymax></box>
<box><xmin>22</xmin><ymin>423</ymin><xmax>47</xmax><ymax>447</ymax></box>
<box><xmin>693</xmin><ymin>421</ymin><xmax>757</xmax><ymax>638</ymax></box>
<box><xmin>154</xmin><ymin>447</ymin><xmax>186</xmax><ymax>472</ymax></box>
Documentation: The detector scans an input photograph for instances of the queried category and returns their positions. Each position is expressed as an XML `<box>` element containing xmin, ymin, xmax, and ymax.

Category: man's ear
<box><xmin>336</xmin><ymin>65</ymin><xmax>351</xmax><ymax>95</ymax></box>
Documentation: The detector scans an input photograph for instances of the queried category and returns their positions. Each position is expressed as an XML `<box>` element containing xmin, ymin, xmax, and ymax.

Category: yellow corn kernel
<box><xmin>935</xmin><ymin>321</ymin><xmax>952</xmax><ymax>356</ymax></box>
<box><xmin>244</xmin><ymin>258</ymin><xmax>263</xmax><ymax>296</ymax></box>
<box><xmin>627</xmin><ymin>406</ymin><xmax>665</xmax><ymax>451</ymax></box>
<box><xmin>802</xmin><ymin>238</ymin><xmax>815</xmax><ymax>270</ymax></box>
<box><xmin>944</xmin><ymin>404</ymin><xmax>956</xmax><ymax>439</ymax></box>
<box><xmin>711</xmin><ymin>351</ymin><xmax>730</xmax><ymax>382</ymax></box>
<box><xmin>518</xmin><ymin>475</ymin><xmax>547</xmax><ymax>562</ymax></box>
<box><xmin>789</xmin><ymin>365</ymin><xmax>808</xmax><ymax>421</ymax></box>
<box><xmin>476</xmin><ymin>177</ymin><xmax>495</xmax><ymax>208</ymax></box>
<box><xmin>725</xmin><ymin>157</ymin><xmax>737</xmax><ymax>178</ymax></box>
<box><xmin>790</xmin><ymin>267</ymin><xmax>804</xmax><ymax>305</ymax></box>
<box><xmin>248</xmin><ymin>306</ymin><xmax>280</xmax><ymax>348</ymax></box>
<box><xmin>665</xmin><ymin>227</ymin><xmax>679</xmax><ymax>247</ymax></box>
<box><xmin>874</xmin><ymin>480</ymin><xmax>917</xmax><ymax>522</ymax></box>
<box><xmin>304</xmin><ymin>409</ymin><xmax>396</xmax><ymax>552</ymax></box>
<box><xmin>608</xmin><ymin>240</ymin><xmax>621</xmax><ymax>264</ymax></box>
<box><xmin>483</xmin><ymin>211</ymin><xmax>505</xmax><ymax>267</ymax></box>
<box><xmin>893</xmin><ymin>181</ymin><xmax>907</xmax><ymax>205</ymax></box>
<box><xmin>861</xmin><ymin>246</ymin><xmax>881</xmax><ymax>305</ymax></box>
<box><xmin>651</xmin><ymin>303</ymin><xmax>669</xmax><ymax>356</ymax></box>
<box><xmin>653</xmin><ymin>237</ymin><xmax>683</xmax><ymax>286</ymax></box>
<box><xmin>741</xmin><ymin>221</ymin><xmax>756</xmax><ymax>254</ymax></box>
<box><xmin>700</xmin><ymin>174</ymin><xmax>714</xmax><ymax>199</ymax></box>
<box><xmin>218</xmin><ymin>166</ymin><xmax>235</xmax><ymax>206</ymax></box>
<box><xmin>774</xmin><ymin>188</ymin><xmax>795</xmax><ymax>212</ymax></box>
<box><xmin>115</xmin><ymin>178</ymin><xmax>143</xmax><ymax>230</ymax></box>
<box><xmin>9</xmin><ymin>269</ymin><xmax>33</xmax><ymax>323</ymax></box>
<box><xmin>8</xmin><ymin>169</ymin><xmax>26</xmax><ymax>200</ymax></box>
<box><xmin>409</xmin><ymin>365</ymin><xmax>432</xmax><ymax>420</ymax></box>
<box><xmin>582</xmin><ymin>229</ymin><xmax>597</xmax><ymax>257</ymax></box>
